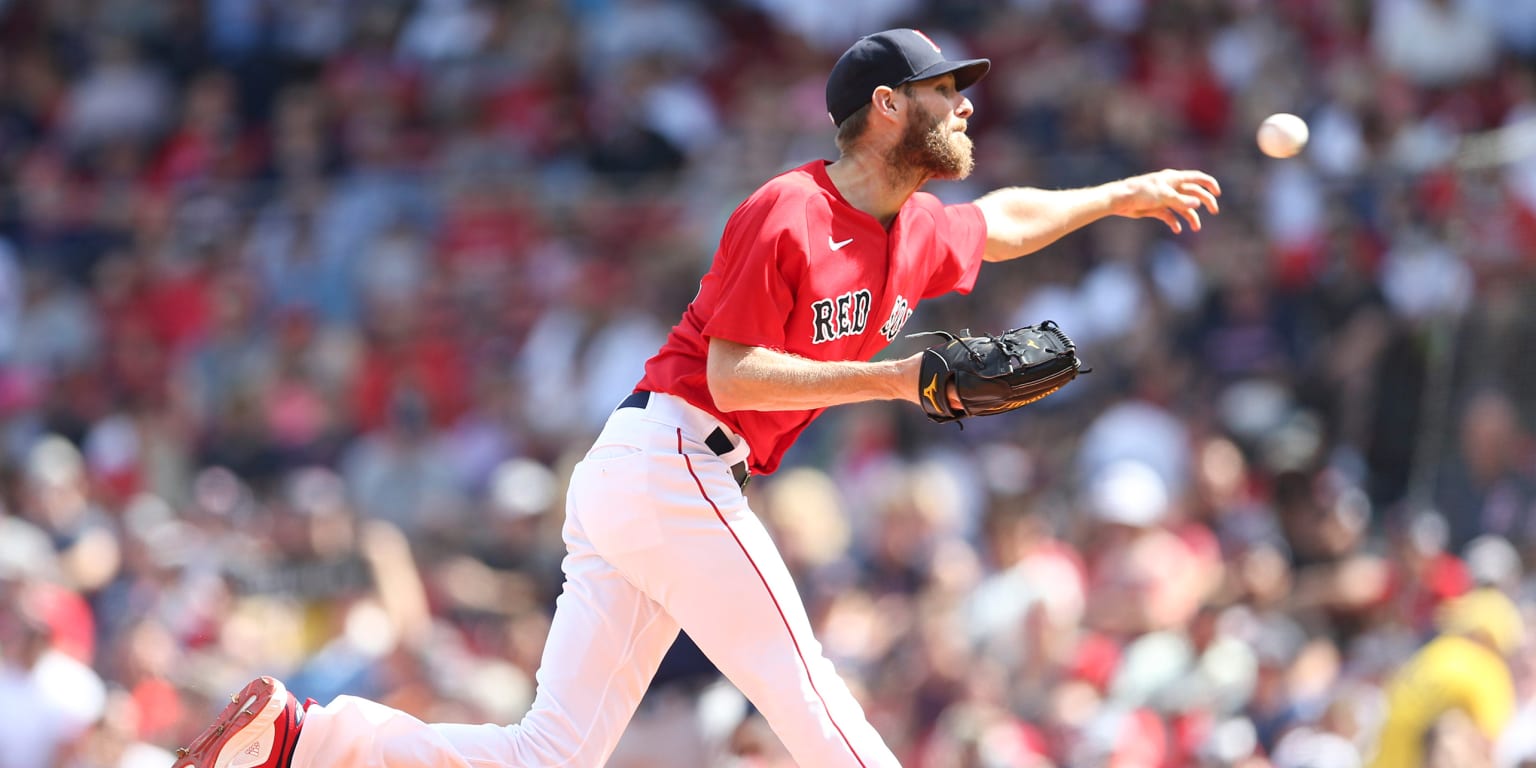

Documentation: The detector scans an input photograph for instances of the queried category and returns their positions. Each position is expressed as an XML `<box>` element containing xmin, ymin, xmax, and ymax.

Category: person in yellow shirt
<box><xmin>1370</xmin><ymin>588</ymin><xmax>1523</xmax><ymax>768</ymax></box>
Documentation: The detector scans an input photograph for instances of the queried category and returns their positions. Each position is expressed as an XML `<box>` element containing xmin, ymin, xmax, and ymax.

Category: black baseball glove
<box><xmin>912</xmin><ymin>321</ymin><xmax>1085</xmax><ymax>424</ymax></box>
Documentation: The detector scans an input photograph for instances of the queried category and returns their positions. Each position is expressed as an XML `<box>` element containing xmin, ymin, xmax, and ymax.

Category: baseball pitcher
<box><xmin>175</xmin><ymin>28</ymin><xmax>1219</xmax><ymax>768</ymax></box>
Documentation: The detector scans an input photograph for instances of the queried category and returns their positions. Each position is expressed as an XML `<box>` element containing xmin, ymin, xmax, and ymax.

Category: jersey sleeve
<box><xmin>698</xmin><ymin>192</ymin><xmax>803</xmax><ymax>349</ymax></box>
<box><xmin>920</xmin><ymin>200</ymin><xmax>987</xmax><ymax>299</ymax></box>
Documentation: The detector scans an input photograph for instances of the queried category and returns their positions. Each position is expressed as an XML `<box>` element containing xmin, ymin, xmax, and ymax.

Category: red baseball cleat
<box><xmin>173</xmin><ymin>677</ymin><xmax>305</xmax><ymax>768</ymax></box>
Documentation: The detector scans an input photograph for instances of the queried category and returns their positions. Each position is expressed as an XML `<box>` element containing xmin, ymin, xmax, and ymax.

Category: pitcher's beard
<box><xmin>891</xmin><ymin>104</ymin><xmax>974</xmax><ymax>183</ymax></box>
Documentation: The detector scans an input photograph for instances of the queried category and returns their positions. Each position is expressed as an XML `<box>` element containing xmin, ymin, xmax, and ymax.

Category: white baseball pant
<box><xmin>289</xmin><ymin>392</ymin><xmax>900</xmax><ymax>768</ymax></box>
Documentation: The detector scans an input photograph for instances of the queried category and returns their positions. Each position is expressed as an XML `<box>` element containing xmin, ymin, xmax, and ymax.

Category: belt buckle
<box><xmin>731</xmin><ymin>462</ymin><xmax>751</xmax><ymax>489</ymax></box>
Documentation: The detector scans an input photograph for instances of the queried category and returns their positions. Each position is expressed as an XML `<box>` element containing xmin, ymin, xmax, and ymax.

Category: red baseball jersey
<box><xmin>637</xmin><ymin>160</ymin><xmax>987</xmax><ymax>474</ymax></box>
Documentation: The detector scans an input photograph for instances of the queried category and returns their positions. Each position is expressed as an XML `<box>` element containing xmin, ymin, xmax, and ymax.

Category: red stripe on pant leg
<box><xmin>676</xmin><ymin>429</ymin><xmax>869</xmax><ymax>768</ymax></box>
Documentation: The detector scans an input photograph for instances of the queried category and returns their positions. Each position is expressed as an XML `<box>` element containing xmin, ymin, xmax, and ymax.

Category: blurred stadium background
<box><xmin>4</xmin><ymin>0</ymin><xmax>1536</xmax><ymax>766</ymax></box>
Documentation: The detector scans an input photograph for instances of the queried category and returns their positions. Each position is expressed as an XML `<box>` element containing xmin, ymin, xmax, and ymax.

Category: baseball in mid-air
<box><xmin>1256</xmin><ymin>113</ymin><xmax>1309</xmax><ymax>158</ymax></box>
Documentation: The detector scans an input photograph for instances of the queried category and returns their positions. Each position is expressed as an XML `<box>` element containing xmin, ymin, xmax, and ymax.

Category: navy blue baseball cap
<box><xmin>826</xmin><ymin>29</ymin><xmax>991</xmax><ymax>127</ymax></box>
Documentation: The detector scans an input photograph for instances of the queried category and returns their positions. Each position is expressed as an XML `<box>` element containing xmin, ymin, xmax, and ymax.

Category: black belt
<box><xmin>618</xmin><ymin>391</ymin><xmax>751</xmax><ymax>489</ymax></box>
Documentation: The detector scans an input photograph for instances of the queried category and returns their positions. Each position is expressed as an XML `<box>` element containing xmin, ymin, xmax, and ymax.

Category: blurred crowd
<box><xmin>5</xmin><ymin>0</ymin><xmax>1536</xmax><ymax>766</ymax></box>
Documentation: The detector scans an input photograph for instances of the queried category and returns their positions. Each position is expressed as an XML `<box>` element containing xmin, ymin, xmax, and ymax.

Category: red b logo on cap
<box><xmin>911</xmin><ymin>29</ymin><xmax>941</xmax><ymax>53</ymax></box>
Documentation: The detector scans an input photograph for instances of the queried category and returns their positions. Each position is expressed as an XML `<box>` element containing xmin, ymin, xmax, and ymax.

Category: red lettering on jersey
<box><xmin>878</xmin><ymin>295</ymin><xmax>914</xmax><ymax>341</ymax></box>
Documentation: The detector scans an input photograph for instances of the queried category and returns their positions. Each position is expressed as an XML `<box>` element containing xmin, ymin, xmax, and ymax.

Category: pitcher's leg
<box><xmin>667</xmin><ymin>504</ymin><xmax>898</xmax><ymax>767</ymax></box>
<box><xmin>440</xmin><ymin>535</ymin><xmax>681</xmax><ymax>767</ymax></box>
<box><xmin>606</xmin><ymin>449</ymin><xmax>901</xmax><ymax>768</ymax></box>
<box><xmin>291</xmin><ymin>505</ymin><xmax>680</xmax><ymax>768</ymax></box>
<box><xmin>291</xmin><ymin>696</ymin><xmax>480</xmax><ymax>768</ymax></box>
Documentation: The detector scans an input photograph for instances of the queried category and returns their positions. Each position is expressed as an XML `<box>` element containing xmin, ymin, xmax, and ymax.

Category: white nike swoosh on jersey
<box><xmin>829</xmin><ymin>236</ymin><xmax>854</xmax><ymax>251</ymax></box>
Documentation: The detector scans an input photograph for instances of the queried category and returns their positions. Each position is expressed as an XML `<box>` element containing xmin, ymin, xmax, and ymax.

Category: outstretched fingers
<box><xmin>1152</xmin><ymin>208</ymin><xmax>1183</xmax><ymax>234</ymax></box>
<box><xmin>1181</xmin><ymin>205</ymin><xmax>1203</xmax><ymax>232</ymax></box>
<box><xmin>1122</xmin><ymin>169</ymin><xmax>1222</xmax><ymax>233</ymax></box>
<box><xmin>1157</xmin><ymin>181</ymin><xmax>1203</xmax><ymax>232</ymax></box>
<box><xmin>1179</xmin><ymin>178</ymin><xmax>1221</xmax><ymax>214</ymax></box>
<box><xmin>1168</xmin><ymin>170</ymin><xmax>1222</xmax><ymax>198</ymax></box>
<box><xmin>1162</xmin><ymin>170</ymin><xmax>1222</xmax><ymax>232</ymax></box>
